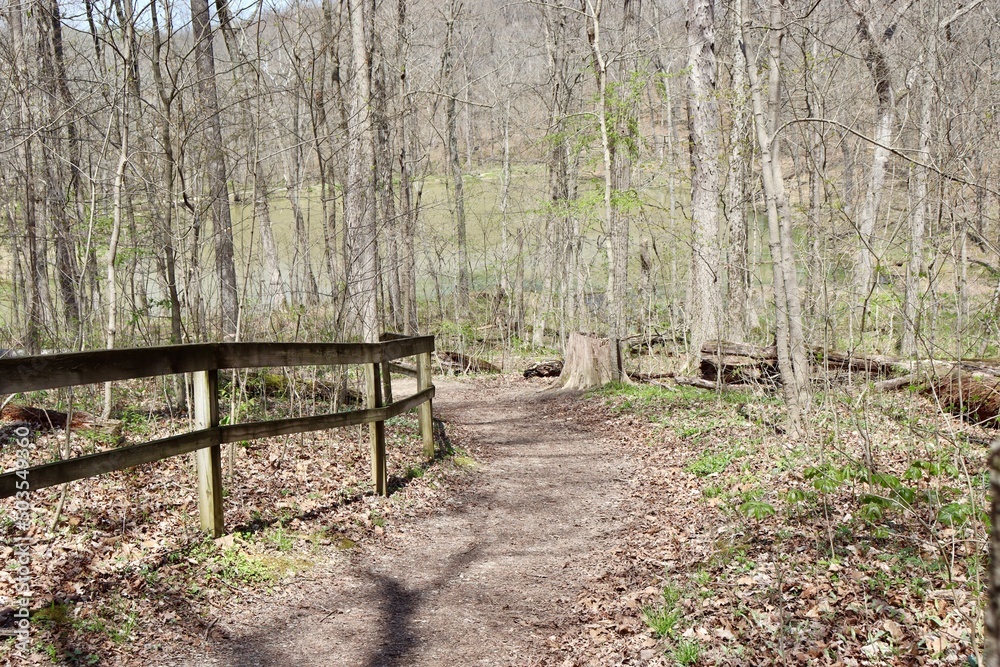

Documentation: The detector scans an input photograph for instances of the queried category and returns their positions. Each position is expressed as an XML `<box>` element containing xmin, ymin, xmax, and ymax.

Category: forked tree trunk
<box><xmin>561</xmin><ymin>332</ymin><xmax>618</xmax><ymax>390</ymax></box>
<box><xmin>740</xmin><ymin>0</ymin><xmax>809</xmax><ymax>436</ymax></box>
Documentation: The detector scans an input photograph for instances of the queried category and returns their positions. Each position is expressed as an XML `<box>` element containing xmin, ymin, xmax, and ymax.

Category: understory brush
<box><xmin>583</xmin><ymin>380</ymin><xmax>991</xmax><ymax>665</ymax></box>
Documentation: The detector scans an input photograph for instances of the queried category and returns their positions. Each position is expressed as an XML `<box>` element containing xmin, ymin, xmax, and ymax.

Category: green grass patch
<box><xmin>642</xmin><ymin>580</ymin><xmax>686</xmax><ymax>639</ymax></box>
<box><xmin>642</xmin><ymin>604</ymin><xmax>681</xmax><ymax>638</ymax></box>
<box><xmin>453</xmin><ymin>455</ymin><xmax>478</xmax><ymax>469</ymax></box>
<box><xmin>672</xmin><ymin>639</ymin><xmax>701</xmax><ymax>665</ymax></box>
<box><xmin>685</xmin><ymin>449</ymin><xmax>746</xmax><ymax>477</ymax></box>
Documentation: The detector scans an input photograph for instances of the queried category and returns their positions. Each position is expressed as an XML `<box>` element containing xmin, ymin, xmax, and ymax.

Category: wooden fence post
<box><xmin>365</xmin><ymin>362</ymin><xmax>387</xmax><ymax>496</ymax></box>
<box><xmin>417</xmin><ymin>350</ymin><xmax>435</xmax><ymax>459</ymax></box>
<box><xmin>381</xmin><ymin>360</ymin><xmax>394</xmax><ymax>405</ymax></box>
<box><xmin>193</xmin><ymin>369</ymin><xmax>224</xmax><ymax>537</ymax></box>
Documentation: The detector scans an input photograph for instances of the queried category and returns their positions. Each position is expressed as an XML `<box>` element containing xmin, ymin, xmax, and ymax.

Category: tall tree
<box><xmin>215</xmin><ymin>0</ymin><xmax>286</xmax><ymax>310</ymax></box>
<box><xmin>686</xmin><ymin>0</ymin><xmax>723</xmax><ymax>357</ymax></box>
<box><xmin>848</xmin><ymin>0</ymin><xmax>895</xmax><ymax>325</ymax></box>
<box><xmin>740</xmin><ymin>0</ymin><xmax>809</xmax><ymax>435</ymax></box>
<box><xmin>583</xmin><ymin>0</ymin><xmax>625</xmax><ymax>377</ymax></box>
<box><xmin>37</xmin><ymin>0</ymin><xmax>81</xmax><ymax>331</ymax></box>
<box><xmin>190</xmin><ymin>0</ymin><xmax>240</xmax><ymax>338</ymax></box>
<box><xmin>610</xmin><ymin>0</ymin><xmax>640</xmax><ymax>344</ymax></box>
<box><xmin>8</xmin><ymin>0</ymin><xmax>44</xmax><ymax>353</ymax></box>
<box><xmin>534</xmin><ymin>0</ymin><xmax>576</xmax><ymax>345</ymax></box>
<box><xmin>901</xmin><ymin>4</ymin><xmax>936</xmax><ymax>356</ymax></box>
<box><xmin>725</xmin><ymin>1</ymin><xmax>752</xmax><ymax>340</ymax></box>
<box><xmin>149</xmin><ymin>0</ymin><xmax>185</xmax><ymax>347</ymax></box>
<box><xmin>344</xmin><ymin>0</ymin><xmax>379</xmax><ymax>342</ymax></box>
<box><xmin>443</xmin><ymin>0</ymin><xmax>469</xmax><ymax>315</ymax></box>
<box><xmin>396</xmin><ymin>0</ymin><xmax>419</xmax><ymax>334</ymax></box>
<box><xmin>373</xmin><ymin>34</ymin><xmax>402</xmax><ymax>330</ymax></box>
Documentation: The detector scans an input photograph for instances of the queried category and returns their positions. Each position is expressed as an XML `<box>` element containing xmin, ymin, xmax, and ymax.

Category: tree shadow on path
<box><xmin>359</xmin><ymin>543</ymin><xmax>480</xmax><ymax>667</ymax></box>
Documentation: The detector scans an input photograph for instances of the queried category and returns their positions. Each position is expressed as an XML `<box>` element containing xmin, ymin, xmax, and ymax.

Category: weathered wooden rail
<box><xmin>0</xmin><ymin>334</ymin><xmax>435</xmax><ymax>537</ymax></box>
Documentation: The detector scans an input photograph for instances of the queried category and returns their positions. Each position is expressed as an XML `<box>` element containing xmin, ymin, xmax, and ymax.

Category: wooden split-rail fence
<box><xmin>0</xmin><ymin>333</ymin><xmax>435</xmax><ymax>537</ymax></box>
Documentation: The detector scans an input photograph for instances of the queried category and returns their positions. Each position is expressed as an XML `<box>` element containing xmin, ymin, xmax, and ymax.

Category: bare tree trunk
<box><xmin>37</xmin><ymin>0</ymin><xmax>80</xmax><ymax>331</ymax></box>
<box><xmin>535</xmin><ymin>0</ymin><xmax>573</xmax><ymax>348</ymax></box>
<box><xmin>499</xmin><ymin>98</ymin><xmax>512</xmax><ymax>312</ymax></box>
<box><xmin>321</xmin><ymin>0</ymin><xmax>346</xmax><ymax>300</ymax></box>
<box><xmin>849</xmin><ymin>0</ymin><xmax>895</xmax><ymax>326</ymax></box>
<box><xmin>215</xmin><ymin>0</ymin><xmax>286</xmax><ymax>312</ymax></box>
<box><xmin>286</xmin><ymin>93</ymin><xmax>319</xmax><ymax>306</ymax></box>
<box><xmin>104</xmin><ymin>126</ymin><xmax>127</xmax><ymax>418</ymax></box>
<box><xmin>584</xmin><ymin>0</ymin><xmax>625</xmax><ymax>377</ymax></box>
<box><xmin>686</xmin><ymin>0</ymin><xmax>723</xmax><ymax>357</ymax></box>
<box><xmin>191</xmin><ymin>0</ymin><xmax>239</xmax><ymax>339</ymax></box>
<box><xmin>395</xmin><ymin>0</ymin><xmax>418</xmax><ymax>334</ymax></box>
<box><xmin>987</xmin><ymin>437</ymin><xmax>1000</xmax><ymax>667</ymax></box>
<box><xmin>9</xmin><ymin>3</ymin><xmax>43</xmax><ymax>353</ymax></box>
<box><xmin>726</xmin><ymin>9</ymin><xmax>751</xmax><ymax>340</ymax></box>
<box><xmin>150</xmin><ymin>0</ymin><xmax>185</xmax><ymax>347</ymax></box>
<box><xmin>256</xmin><ymin>161</ymin><xmax>285</xmax><ymax>309</ymax></box>
<box><xmin>443</xmin><ymin>0</ymin><xmax>469</xmax><ymax>315</ymax></box>
<box><xmin>345</xmin><ymin>0</ymin><xmax>379</xmax><ymax>343</ymax></box>
<box><xmin>104</xmin><ymin>0</ymin><xmax>135</xmax><ymax>416</ymax></box>
<box><xmin>373</xmin><ymin>42</ymin><xmax>402</xmax><ymax>330</ymax></box>
<box><xmin>902</xmin><ymin>6</ymin><xmax>936</xmax><ymax>356</ymax></box>
<box><xmin>610</xmin><ymin>0</ymin><xmax>639</xmax><ymax>342</ymax></box>
<box><xmin>740</xmin><ymin>0</ymin><xmax>808</xmax><ymax>436</ymax></box>
<box><xmin>802</xmin><ymin>14</ymin><xmax>825</xmax><ymax>330</ymax></box>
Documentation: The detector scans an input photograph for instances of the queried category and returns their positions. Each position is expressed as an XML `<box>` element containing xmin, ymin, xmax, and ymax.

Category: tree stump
<box><xmin>560</xmin><ymin>333</ymin><xmax>617</xmax><ymax>390</ymax></box>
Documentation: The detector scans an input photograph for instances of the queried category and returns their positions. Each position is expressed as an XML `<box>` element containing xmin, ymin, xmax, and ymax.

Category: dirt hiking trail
<box><xmin>167</xmin><ymin>378</ymin><xmax>629</xmax><ymax>667</ymax></box>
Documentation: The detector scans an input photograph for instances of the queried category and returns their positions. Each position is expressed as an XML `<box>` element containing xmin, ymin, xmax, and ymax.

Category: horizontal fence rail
<box><xmin>0</xmin><ymin>337</ymin><xmax>434</xmax><ymax>394</ymax></box>
<box><xmin>0</xmin><ymin>335</ymin><xmax>436</xmax><ymax>537</ymax></box>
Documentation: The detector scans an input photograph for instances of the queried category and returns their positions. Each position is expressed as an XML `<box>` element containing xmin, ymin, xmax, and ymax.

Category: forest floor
<box><xmin>1</xmin><ymin>369</ymin><xmax>993</xmax><ymax>666</ymax></box>
<box><xmin>158</xmin><ymin>376</ymin><xmax>629</xmax><ymax>667</ymax></box>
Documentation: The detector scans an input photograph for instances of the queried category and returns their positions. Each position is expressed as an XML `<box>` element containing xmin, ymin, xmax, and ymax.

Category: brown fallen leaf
<box><xmin>883</xmin><ymin>619</ymin><xmax>904</xmax><ymax>642</ymax></box>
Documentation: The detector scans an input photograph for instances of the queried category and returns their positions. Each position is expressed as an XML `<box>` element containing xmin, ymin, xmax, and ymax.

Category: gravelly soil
<box><xmin>160</xmin><ymin>378</ymin><xmax>628</xmax><ymax>667</ymax></box>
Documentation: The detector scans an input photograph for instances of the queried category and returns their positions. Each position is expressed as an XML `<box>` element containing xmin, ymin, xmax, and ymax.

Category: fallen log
<box><xmin>674</xmin><ymin>376</ymin><xmax>749</xmax><ymax>391</ymax></box>
<box><xmin>627</xmin><ymin>371</ymin><xmax>677</xmax><ymax>382</ymax></box>
<box><xmin>924</xmin><ymin>371</ymin><xmax>1000</xmax><ymax>428</ymax></box>
<box><xmin>436</xmin><ymin>351</ymin><xmax>501</xmax><ymax>374</ymax></box>
<box><xmin>874</xmin><ymin>374</ymin><xmax>919</xmax><ymax>392</ymax></box>
<box><xmin>807</xmin><ymin>347</ymin><xmax>900</xmax><ymax>377</ymax></box>
<box><xmin>700</xmin><ymin>341</ymin><xmax>779</xmax><ymax>384</ymax></box>
<box><xmin>623</xmin><ymin>334</ymin><xmax>682</xmax><ymax>354</ymax></box>
<box><xmin>1</xmin><ymin>405</ymin><xmax>93</xmax><ymax>430</ymax></box>
<box><xmin>523</xmin><ymin>360</ymin><xmax>563</xmax><ymax>378</ymax></box>
<box><xmin>701</xmin><ymin>341</ymin><xmax>777</xmax><ymax>360</ymax></box>
<box><xmin>696</xmin><ymin>340</ymin><xmax>1000</xmax><ymax>425</ymax></box>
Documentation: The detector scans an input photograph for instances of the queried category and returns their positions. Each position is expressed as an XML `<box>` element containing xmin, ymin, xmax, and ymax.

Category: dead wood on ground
<box><xmin>622</xmin><ymin>333</ymin><xmax>683</xmax><ymax>354</ymax></box>
<box><xmin>523</xmin><ymin>360</ymin><xmax>563</xmax><ymax>378</ymax></box>
<box><xmin>627</xmin><ymin>371</ymin><xmax>676</xmax><ymax>382</ymax></box>
<box><xmin>700</xmin><ymin>341</ymin><xmax>780</xmax><ymax>385</ymax></box>
<box><xmin>437</xmin><ymin>351</ymin><xmax>501</xmax><ymax>374</ymax></box>
<box><xmin>1</xmin><ymin>405</ymin><xmax>93</xmax><ymax>430</ymax></box>
<box><xmin>924</xmin><ymin>371</ymin><xmax>1000</xmax><ymax>428</ymax></box>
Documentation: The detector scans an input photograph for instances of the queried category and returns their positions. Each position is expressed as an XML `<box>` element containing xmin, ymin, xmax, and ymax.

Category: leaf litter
<box><xmin>0</xmin><ymin>371</ymin><xmax>993</xmax><ymax>666</ymax></box>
